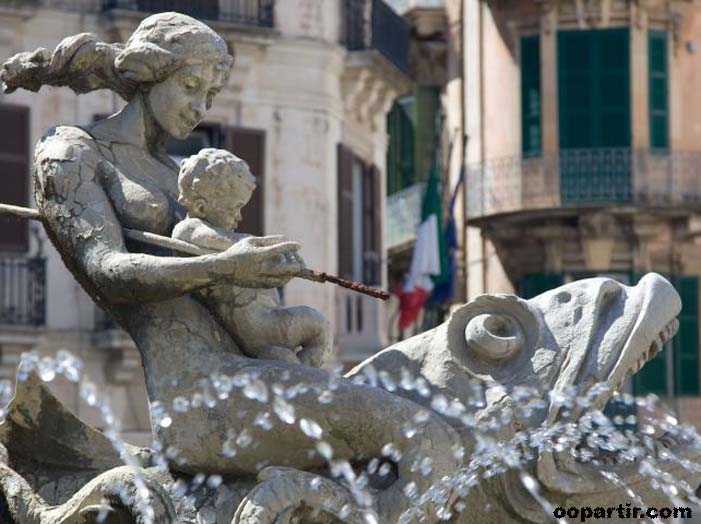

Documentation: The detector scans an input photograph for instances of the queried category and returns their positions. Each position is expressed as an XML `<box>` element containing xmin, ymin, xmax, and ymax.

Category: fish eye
<box><xmin>465</xmin><ymin>313</ymin><xmax>525</xmax><ymax>360</ymax></box>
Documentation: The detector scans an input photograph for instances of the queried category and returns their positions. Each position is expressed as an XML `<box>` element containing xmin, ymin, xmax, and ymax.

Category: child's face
<box><xmin>197</xmin><ymin>183</ymin><xmax>253</xmax><ymax>230</ymax></box>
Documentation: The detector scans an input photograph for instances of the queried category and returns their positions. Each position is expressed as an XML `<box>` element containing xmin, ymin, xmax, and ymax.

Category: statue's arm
<box><xmin>35</xmin><ymin>159</ymin><xmax>229</xmax><ymax>304</ymax></box>
<box><xmin>34</xmin><ymin>133</ymin><xmax>301</xmax><ymax>303</ymax></box>
<box><xmin>172</xmin><ymin>218</ymin><xmax>251</xmax><ymax>252</ymax></box>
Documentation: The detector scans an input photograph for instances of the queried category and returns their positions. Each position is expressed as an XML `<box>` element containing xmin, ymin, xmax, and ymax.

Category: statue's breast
<box><xmin>99</xmin><ymin>143</ymin><xmax>180</xmax><ymax>236</ymax></box>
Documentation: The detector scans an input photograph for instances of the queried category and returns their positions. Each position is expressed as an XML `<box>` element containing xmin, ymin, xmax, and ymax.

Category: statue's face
<box><xmin>195</xmin><ymin>183</ymin><xmax>253</xmax><ymax>230</ymax></box>
<box><xmin>147</xmin><ymin>63</ymin><xmax>225</xmax><ymax>140</ymax></box>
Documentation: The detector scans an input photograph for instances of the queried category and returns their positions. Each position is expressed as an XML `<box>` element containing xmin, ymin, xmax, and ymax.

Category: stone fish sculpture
<box><xmin>0</xmin><ymin>11</ymin><xmax>700</xmax><ymax>524</ymax></box>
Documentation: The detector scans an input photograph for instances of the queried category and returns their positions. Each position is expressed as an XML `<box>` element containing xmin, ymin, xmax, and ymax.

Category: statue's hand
<box><xmin>213</xmin><ymin>235</ymin><xmax>305</xmax><ymax>288</ymax></box>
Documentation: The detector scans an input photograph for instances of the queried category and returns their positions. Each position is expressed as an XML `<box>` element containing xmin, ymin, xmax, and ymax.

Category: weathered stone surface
<box><xmin>172</xmin><ymin>148</ymin><xmax>332</xmax><ymax>367</ymax></box>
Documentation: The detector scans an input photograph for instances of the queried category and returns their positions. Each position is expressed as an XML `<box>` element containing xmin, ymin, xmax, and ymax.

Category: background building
<box><xmin>458</xmin><ymin>0</ymin><xmax>701</xmax><ymax>425</ymax></box>
<box><xmin>0</xmin><ymin>0</ymin><xmax>412</xmax><ymax>443</ymax></box>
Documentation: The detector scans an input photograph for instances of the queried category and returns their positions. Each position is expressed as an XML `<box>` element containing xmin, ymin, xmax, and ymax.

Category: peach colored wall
<box><xmin>482</xmin><ymin>7</ymin><xmax>521</xmax><ymax>159</ymax></box>
<box><xmin>673</xmin><ymin>6</ymin><xmax>701</xmax><ymax>150</ymax></box>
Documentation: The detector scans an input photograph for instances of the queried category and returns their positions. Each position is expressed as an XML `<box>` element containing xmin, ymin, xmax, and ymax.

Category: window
<box><xmin>649</xmin><ymin>31</ymin><xmax>669</xmax><ymax>151</ymax></box>
<box><xmin>558</xmin><ymin>29</ymin><xmax>631</xmax><ymax>204</ymax></box>
<box><xmin>521</xmin><ymin>36</ymin><xmax>541</xmax><ymax>157</ymax></box>
<box><xmin>521</xmin><ymin>271</ymin><xmax>701</xmax><ymax>398</ymax></box>
<box><xmin>337</xmin><ymin>144</ymin><xmax>381</xmax><ymax>285</ymax></box>
<box><xmin>386</xmin><ymin>96</ymin><xmax>415</xmax><ymax>194</ymax></box>
<box><xmin>0</xmin><ymin>104</ymin><xmax>30</xmax><ymax>252</ymax></box>
<box><xmin>558</xmin><ymin>29</ymin><xmax>630</xmax><ymax>149</ymax></box>
<box><xmin>386</xmin><ymin>86</ymin><xmax>440</xmax><ymax>195</ymax></box>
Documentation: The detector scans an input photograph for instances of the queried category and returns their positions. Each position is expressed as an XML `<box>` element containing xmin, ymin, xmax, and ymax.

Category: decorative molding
<box><xmin>341</xmin><ymin>51</ymin><xmax>411</xmax><ymax>131</ymax></box>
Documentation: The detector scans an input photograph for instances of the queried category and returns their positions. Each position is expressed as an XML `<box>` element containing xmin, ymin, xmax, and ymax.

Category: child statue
<box><xmin>172</xmin><ymin>148</ymin><xmax>332</xmax><ymax>367</ymax></box>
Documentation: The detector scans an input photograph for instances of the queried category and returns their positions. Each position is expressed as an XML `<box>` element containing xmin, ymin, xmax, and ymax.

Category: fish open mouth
<box><xmin>565</xmin><ymin>273</ymin><xmax>682</xmax><ymax>418</ymax></box>
<box><xmin>536</xmin><ymin>274</ymin><xmax>701</xmax><ymax>494</ymax></box>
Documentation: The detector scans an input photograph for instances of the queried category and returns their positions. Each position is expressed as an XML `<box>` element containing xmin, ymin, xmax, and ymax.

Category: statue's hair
<box><xmin>0</xmin><ymin>12</ymin><xmax>233</xmax><ymax>100</ymax></box>
<box><xmin>178</xmin><ymin>148</ymin><xmax>256</xmax><ymax>211</ymax></box>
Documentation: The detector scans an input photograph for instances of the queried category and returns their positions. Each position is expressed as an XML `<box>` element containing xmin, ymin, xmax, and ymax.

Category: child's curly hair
<box><xmin>178</xmin><ymin>148</ymin><xmax>256</xmax><ymax>212</ymax></box>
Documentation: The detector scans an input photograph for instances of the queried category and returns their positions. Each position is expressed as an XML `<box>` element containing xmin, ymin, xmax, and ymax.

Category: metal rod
<box><xmin>0</xmin><ymin>203</ymin><xmax>390</xmax><ymax>300</ymax></box>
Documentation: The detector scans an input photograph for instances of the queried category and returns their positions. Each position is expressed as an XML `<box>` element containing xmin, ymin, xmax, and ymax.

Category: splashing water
<box><xmin>5</xmin><ymin>348</ymin><xmax>701</xmax><ymax>524</ymax></box>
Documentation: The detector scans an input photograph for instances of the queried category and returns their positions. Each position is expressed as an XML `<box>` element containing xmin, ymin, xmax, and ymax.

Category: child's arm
<box><xmin>172</xmin><ymin>218</ymin><xmax>251</xmax><ymax>252</ymax></box>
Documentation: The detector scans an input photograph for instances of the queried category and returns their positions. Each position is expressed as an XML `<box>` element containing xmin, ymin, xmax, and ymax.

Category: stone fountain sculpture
<box><xmin>1</xmin><ymin>12</ymin><xmax>700</xmax><ymax>524</ymax></box>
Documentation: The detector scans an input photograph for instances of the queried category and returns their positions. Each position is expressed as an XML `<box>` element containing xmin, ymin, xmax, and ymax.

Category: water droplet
<box><xmin>413</xmin><ymin>410</ymin><xmax>430</xmax><ymax>424</ymax></box>
<box><xmin>236</xmin><ymin>429</ymin><xmax>252</xmax><ymax>448</ymax></box>
<box><xmin>318</xmin><ymin>390</ymin><xmax>334</xmax><ymax>404</ymax></box>
<box><xmin>243</xmin><ymin>379</ymin><xmax>268</xmax><ymax>403</ymax></box>
<box><xmin>403</xmin><ymin>481</ymin><xmax>417</xmax><ymax>497</ymax></box>
<box><xmin>273</xmin><ymin>396</ymin><xmax>295</xmax><ymax>424</ymax></box>
<box><xmin>402</xmin><ymin>425</ymin><xmax>417</xmax><ymax>438</ymax></box>
<box><xmin>172</xmin><ymin>396</ymin><xmax>189</xmax><ymax>413</ymax></box>
<box><xmin>206</xmin><ymin>475</ymin><xmax>223</xmax><ymax>488</ymax></box>
<box><xmin>300</xmin><ymin>418</ymin><xmax>323</xmax><ymax>440</ymax></box>
<box><xmin>80</xmin><ymin>382</ymin><xmax>98</xmax><ymax>406</ymax></box>
<box><xmin>316</xmin><ymin>441</ymin><xmax>333</xmax><ymax>460</ymax></box>
<box><xmin>38</xmin><ymin>357</ymin><xmax>56</xmax><ymax>382</ymax></box>
<box><xmin>254</xmin><ymin>412</ymin><xmax>273</xmax><ymax>431</ymax></box>
<box><xmin>310</xmin><ymin>477</ymin><xmax>322</xmax><ymax>490</ymax></box>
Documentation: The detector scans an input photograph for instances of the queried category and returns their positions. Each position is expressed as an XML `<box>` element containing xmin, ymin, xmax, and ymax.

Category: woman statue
<box><xmin>1</xmin><ymin>12</ymin><xmax>460</xmax><ymax>524</ymax></box>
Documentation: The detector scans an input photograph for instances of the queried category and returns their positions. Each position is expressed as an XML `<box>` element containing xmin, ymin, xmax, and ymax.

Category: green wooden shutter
<box><xmin>649</xmin><ymin>31</ymin><xmax>669</xmax><ymax>151</ymax></box>
<box><xmin>558</xmin><ymin>31</ymin><xmax>595</xmax><ymax>149</ymax></box>
<box><xmin>558</xmin><ymin>29</ymin><xmax>631</xmax><ymax>204</ymax></box>
<box><xmin>520</xmin><ymin>273</ymin><xmax>564</xmax><ymax>299</ymax></box>
<box><xmin>521</xmin><ymin>36</ymin><xmax>541</xmax><ymax>157</ymax></box>
<box><xmin>674</xmin><ymin>276</ymin><xmax>699</xmax><ymax>396</ymax></box>
<box><xmin>386</xmin><ymin>96</ymin><xmax>416</xmax><ymax>194</ymax></box>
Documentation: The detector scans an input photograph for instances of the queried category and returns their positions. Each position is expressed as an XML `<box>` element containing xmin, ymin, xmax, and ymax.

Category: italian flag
<box><xmin>398</xmin><ymin>170</ymin><xmax>447</xmax><ymax>331</ymax></box>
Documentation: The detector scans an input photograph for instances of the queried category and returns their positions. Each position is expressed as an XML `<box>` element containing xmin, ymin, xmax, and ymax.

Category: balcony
<box><xmin>386</xmin><ymin>182</ymin><xmax>424</xmax><ymax>250</ymax></box>
<box><xmin>0</xmin><ymin>256</ymin><xmax>46</xmax><ymax>327</ymax></box>
<box><xmin>466</xmin><ymin>148</ymin><xmax>701</xmax><ymax>222</ymax></box>
<box><xmin>101</xmin><ymin>0</ymin><xmax>275</xmax><ymax>27</ymax></box>
<box><xmin>342</xmin><ymin>0</ymin><xmax>410</xmax><ymax>74</ymax></box>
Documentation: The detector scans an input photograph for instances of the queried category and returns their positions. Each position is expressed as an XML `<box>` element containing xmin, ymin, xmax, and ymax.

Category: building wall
<box><xmin>461</xmin><ymin>0</ymin><xmax>701</xmax><ymax>425</ymax></box>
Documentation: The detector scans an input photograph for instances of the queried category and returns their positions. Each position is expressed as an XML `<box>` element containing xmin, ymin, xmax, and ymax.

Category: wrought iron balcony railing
<box><xmin>101</xmin><ymin>0</ymin><xmax>275</xmax><ymax>27</ymax></box>
<box><xmin>0</xmin><ymin>256</ymin><xmax>46</xmax><ymax>327</ymax></box>
<box><xmin>467</xmin><ymin>148</ymin><xmax>701</xmax><ymax>220</ymax></box>
<box><xmin>342</xmin><ymin>0</ymin><xmax>410</xmax><ymax>74</ymax></box>
<box><xmin>386</xmin><ymin>181</ymin><xmax>424</xmax><ymax>249</ymax></box>
<box><xmin>0</xmin><ymin>0</ymin><xmax>275</xmax><ymax>26</ymax></box>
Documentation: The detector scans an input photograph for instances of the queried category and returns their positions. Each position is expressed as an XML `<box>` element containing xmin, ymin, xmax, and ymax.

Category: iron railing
<box><xmin>0</xmin><ymin>0</ymin><xmax>275</xmax><ymax>26</ymax></box>
<box><xmin>467</xmin><ymin>148</ymin><xmax>701</xmax><ymax>220</ymax></box>
<box><xmin>0</xmin><ymin>256</ymin><xmax>46</xmax><ymax>326</ymax></box>
<box><xmin>101</xmin><ymin>0</ymin><xmax>275</xmax><ymax>27</ymax></box>
<box><xmin>386</xmin><ymin>181</ymin><xmax>424</xmax><ymax>249</ymax></box>
<box><xmin>342</xmin><ymin>0</ymin><xmax>410</xmax><ymax>74</ymax></box>
<box><xmin>384</xmin><ymin>0</ymin><xmax>444</xmax><ymax>13</ymax></box>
